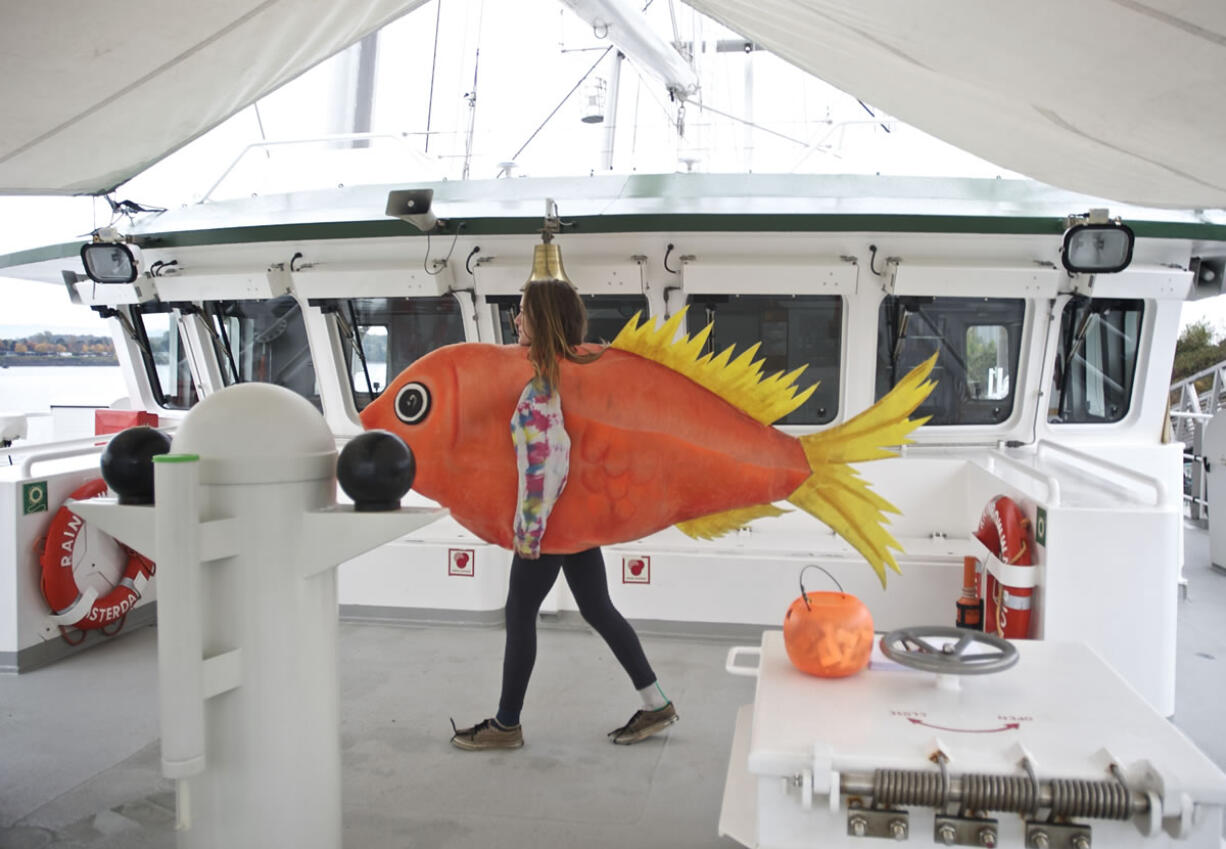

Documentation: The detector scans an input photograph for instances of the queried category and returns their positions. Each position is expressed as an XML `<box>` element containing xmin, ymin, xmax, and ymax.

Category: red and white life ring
<box><xmin>38</xmin><ymin>479</ymin><xmax>155</xmax><ymax>638</ymax></box>
<box><xmin>972</xmin><ymin>495</ymin><xmax>1033</xmax><ymax>639</ymax></box>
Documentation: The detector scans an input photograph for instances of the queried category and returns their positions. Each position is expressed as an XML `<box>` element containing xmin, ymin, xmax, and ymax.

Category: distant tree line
<box><xmin>1173</xmin><ymin>320</ymin><xmax>1226</xmax><ymax>393</ymax></box>
<box><xmin>0</xmin><ymin>331</ymin><xmax>115</xmax><ymax>357</ymax></box>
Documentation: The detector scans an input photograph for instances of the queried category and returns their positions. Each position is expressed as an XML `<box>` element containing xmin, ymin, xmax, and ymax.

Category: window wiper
<box><xmin>1056</xmin><ymin>298</ymin><xmax>1100</xmax><ymax>417</ymax></box>
<box><xmin>337</xmin><ymin>302</ymin><xmax>375</xmax><ymax>396</ymax></box>
<box><xmin>207</xmin><ymin>303</ymin><xmax>242</xmax><ymax>383</ymax></box>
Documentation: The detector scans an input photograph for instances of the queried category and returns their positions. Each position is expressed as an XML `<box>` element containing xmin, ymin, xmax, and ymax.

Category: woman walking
<box><xmin>450</xmin><ymin>279</ymin><xmax>677</xmax><ymax>750</ymax></box>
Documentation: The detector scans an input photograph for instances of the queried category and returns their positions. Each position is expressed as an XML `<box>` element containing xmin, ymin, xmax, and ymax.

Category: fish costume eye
<box><xmin>394</xmin><ymin>382</ymin><xmax>430</xmax><ymax>425</ymax></box>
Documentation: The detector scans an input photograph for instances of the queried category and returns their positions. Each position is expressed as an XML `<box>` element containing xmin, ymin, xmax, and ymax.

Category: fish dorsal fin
<box><xmin>609</xmin><ymin>307</ymin><xmax>818</xmax><ymax>425</ymax></box>
<box><xmin>676</xmin><ymin>504</ymin><xmax>790</xmax><ymax>540</ymax></box>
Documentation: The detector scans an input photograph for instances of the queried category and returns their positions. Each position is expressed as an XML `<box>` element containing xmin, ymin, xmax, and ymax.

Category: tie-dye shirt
<box><xmin>510</xmin><ymin>377</ymin><xmax>570</xmax><ymax>558</ymax></box>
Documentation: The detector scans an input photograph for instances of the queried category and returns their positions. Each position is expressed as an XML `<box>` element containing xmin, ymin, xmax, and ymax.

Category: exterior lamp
<box><xmin>80</xmin><ymin>241</ymin><xmax>142</xmax><ymax>284</ymax></box>
<box><xmin>1060</xmin><ymin>211</ymin><xmax>1134</xmax><ymax>274</ymax></box>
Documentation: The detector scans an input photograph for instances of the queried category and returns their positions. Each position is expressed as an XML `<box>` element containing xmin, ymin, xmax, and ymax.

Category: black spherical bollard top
<box><xmin>338</xmin><ymin>430</ymin><xmax>416</xmax><ymax>512</ymax></box>
<box><xmin>100</xmin><ymin>426</ymin><xmax>172</xmax><ymax>505</ymax></box>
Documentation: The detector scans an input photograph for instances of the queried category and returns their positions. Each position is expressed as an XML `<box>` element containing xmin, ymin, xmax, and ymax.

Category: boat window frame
<box><xmin>489</xmin><ymin>292</ymin><xmax>651</xmax><ymax>348</ymax></box>
<box><xmin>128</xmin><ymin>302</ymin><xmax>200</xmax><ymax>411</ymax></box>
<box><xmin>200</xmin><ymin>294</ymin><xmax>323</xmax><ymax>410</ymax></box>
<box><xmin>333</xmin><ymin>292</ymin><xmax>469</xmax><ymax>412</ymax></box>
<box><xmin>1048</xmin><ymin>295</ymin><xmax>1144</xmax><ymax>426</ymax></box>
<box><xmin>682</xmin><ymin>292</ymin><xmax>845</xmax><ymax>426</ymax></box>
<box><xmin>874</xmin><ymin>294</ymin><xmax>1027</xmax><ymax>427</ymax></box>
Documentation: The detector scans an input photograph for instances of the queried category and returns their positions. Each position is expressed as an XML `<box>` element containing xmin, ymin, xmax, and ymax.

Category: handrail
<box><xmin>9</xmin><ymin>425</ymin><xmax>179</xmax><ymax>477</ymax></box>
<box><xmin>1035</xmin><ymin>439</ymin><xmax>1166</xmax><ymax>507</ymax></box>
<box><xmin>21</xmin><ymin>444</ymin><xmax>107</xmax><ymax>476</ymax></box>
<box><xmin>983</xmin><ymin>451</ymin><xmax>1062</xmax><ymax>506</ymax></box>
<box><xmin>199</xmin><ymin>132</ymin><xmax>431</xmax><ymax>203</ymax></box>
<box><xmin>1170</xmin><ymin>357</ymin><xmax>1226</xmax><ymax>392</ymax></box>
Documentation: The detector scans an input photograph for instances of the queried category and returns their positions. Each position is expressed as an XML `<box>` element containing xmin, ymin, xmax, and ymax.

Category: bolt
<box><xmin>938</xmin><ymin>823</ymin><xmax>957</xmax><ymax>846</ymax></box>
<box><xmin>978</xmin><ymin>826</ymin><xmax>998</xmax><ymax>847</ymax></box>
<box><xmin>849</xmin><ymin>815</ymin><xmax>868</xmax><ymax>837</ymax></box>
<box><xmin>1071</xmin><ymin>835</ymin><xmax>1090</xmax><ymax>849</ymax></box>
<box><xmin>890</xmin><ymin>819</ymin><xmax>908</xmax><ymax>840</ymax></box>
<box><xmin>1031</xmin><ymin>831</ymin><xmax>1050</xmax><ymax>849</ymax></box>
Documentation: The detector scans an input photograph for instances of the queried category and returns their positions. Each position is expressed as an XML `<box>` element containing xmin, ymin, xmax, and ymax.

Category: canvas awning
<box><xmin>0</xmin><ymin>0</ymin><xmax>427</xmax><ymax>196</ymax></box>
<box><xmin>686</xmin><ymin>0</ymin><xmax>1226</xmax><ymax>209</ymax></box>
<box><xmin>2</xmin><ymin>0</ymin><xmax>1224</xmax><ymax>209</ymax></box>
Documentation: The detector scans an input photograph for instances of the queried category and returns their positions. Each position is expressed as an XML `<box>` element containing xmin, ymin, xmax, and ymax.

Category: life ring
<box><xmin>38</xmin><ymin>479</ymin><xmax>155</xmax><ymax>637</ymax></box>
<box><xmin>972</xmin><ymin>495</ymin><xmax>1033</xmax><ymax>639</ymax></box>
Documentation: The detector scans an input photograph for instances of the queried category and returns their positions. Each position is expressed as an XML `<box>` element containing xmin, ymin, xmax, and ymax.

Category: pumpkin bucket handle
<box><xmin>799</xmin><ymin>564</ymin><xmax>844</xmax><ymax>610</ymax></box>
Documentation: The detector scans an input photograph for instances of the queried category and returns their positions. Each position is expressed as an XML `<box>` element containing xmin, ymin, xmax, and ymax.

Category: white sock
<box><xmin>638</xmin><ymin>681</ymin><xmax>669</xmax><ymax>710</ymax></box>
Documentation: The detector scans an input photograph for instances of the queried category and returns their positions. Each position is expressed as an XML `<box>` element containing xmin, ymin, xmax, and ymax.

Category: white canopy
<box><xmin>0</xmin><ymin>0</ymin><xmax>426</xmax><ymax>196</ymax></box>
<box><xmin>687</xmin><ymin>0</ymin><xmax>1226</xmax><ymax>209</ymax></box>
<box><xmin>2</xmin><ymin>0</ymin><xmax>1224</xmax><ymax>209</ymax></box>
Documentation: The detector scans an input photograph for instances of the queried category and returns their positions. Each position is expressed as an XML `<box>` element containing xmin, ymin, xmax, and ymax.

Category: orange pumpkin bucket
<box><xmin>783</xmin><ymin>565</ymin><xmax>874</xmax><ymax>678</ymax></box>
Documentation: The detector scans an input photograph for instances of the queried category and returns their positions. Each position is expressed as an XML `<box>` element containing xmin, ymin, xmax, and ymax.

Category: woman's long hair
<box><xmin>521</xmin><ymin>278</ymin><xmax>602</xmax><ymax>387</ymax></box>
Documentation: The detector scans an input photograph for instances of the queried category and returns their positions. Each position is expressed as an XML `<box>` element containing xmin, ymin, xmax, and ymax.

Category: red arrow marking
<box><xmin>907</xmin><ymin>718</ymin><xmax>1021</xmax><ymax>734</ymax></box>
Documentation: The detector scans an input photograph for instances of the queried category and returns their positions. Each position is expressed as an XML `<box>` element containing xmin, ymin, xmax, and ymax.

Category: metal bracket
<box><xmin>1025</xmin><ymin>821</ymin><xmax>1091</xmax><ymax>849</ymax></box>
<box><xmin>934</xmin><ymin>814</ymin><xmax>1000</xmax><ymax>847</ymax></box>
<box><xmin>846</xmin><ymin>806</ymin><xmax>908</xmax><ymax>840</ymax></box>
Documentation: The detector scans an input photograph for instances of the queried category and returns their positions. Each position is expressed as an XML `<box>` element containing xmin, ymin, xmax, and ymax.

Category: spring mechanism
<box><xmin>1049</xmin><ymin>778</ymin><xmax>1132</xmax><ymax>820</ymax></box>
<box><xmin>863</xmin><ymin>770</ymin><xmax>1141</xmax><ymax>820</ymax></box>
<box><xmin>873</xmin><ymin>769</ymin><xmax>945</xmax><ymax>807</ymax></box>
<box><xmin>962</xmin><ymin>774</ymin><xmax>1038</xmax><ymax>814</ymax></box>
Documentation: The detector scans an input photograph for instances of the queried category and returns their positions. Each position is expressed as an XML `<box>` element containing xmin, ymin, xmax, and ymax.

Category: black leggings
<box><xmin>499</xmin><ymin>548</ymin><xmax>656</xmax><ymax>721</ymax></box>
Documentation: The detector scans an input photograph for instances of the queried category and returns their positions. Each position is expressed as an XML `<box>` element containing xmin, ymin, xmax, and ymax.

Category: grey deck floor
<box><xmin>2</xmin><ymin>523</ymin><xmax>1224</xmax><ymax>849</ymax></box>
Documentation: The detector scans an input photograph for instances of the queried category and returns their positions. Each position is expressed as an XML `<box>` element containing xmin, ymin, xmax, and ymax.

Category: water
<box><xmin>0</xmin><ymin>365</ymin><xmax>126</xmax><ymax>414</ymax></box>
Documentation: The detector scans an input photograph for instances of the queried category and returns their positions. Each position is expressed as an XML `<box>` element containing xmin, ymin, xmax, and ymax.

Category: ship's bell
<box><xmin>526</xmin><ymin>241</ymin><xmax>573</xmax><ymax>286</ymax></box>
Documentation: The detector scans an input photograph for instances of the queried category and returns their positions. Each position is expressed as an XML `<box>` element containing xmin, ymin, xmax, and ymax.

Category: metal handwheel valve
<box><xmin>878</xmin><ymin>626</ymin><xmax>1019</xmax><ymax>689</ymax></box>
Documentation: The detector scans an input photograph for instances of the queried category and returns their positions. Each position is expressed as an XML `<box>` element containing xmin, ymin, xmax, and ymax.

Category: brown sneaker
<box><xmin>608</xmin><ymin>703</ymin><xmax>678</xmax><ymax>745</ymax></box>
<box><xmin>450</xmin><ymin>718</ymin><xmax>524</xmax><ymax>751</ymax></box>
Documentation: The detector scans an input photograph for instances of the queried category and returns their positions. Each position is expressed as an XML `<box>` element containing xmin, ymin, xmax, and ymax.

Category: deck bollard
<box><xmin>70</xmin><ymin>384</ymin><xmax>445</xmax><ymax>849</ymax></box>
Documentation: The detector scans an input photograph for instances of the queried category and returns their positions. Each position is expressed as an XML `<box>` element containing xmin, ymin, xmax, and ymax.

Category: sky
<box><xmin>3</xmin><ymin>0</ymin><xmax>1224</xmax><ymax>338</ymax></box>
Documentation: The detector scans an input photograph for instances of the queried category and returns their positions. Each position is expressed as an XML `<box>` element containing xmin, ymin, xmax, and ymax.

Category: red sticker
<box><xmin>622</xmin><ymin>556</ymin><xmax>650</xmax><ymax>584</ymax></box>
<box><xmin>449</xmin><ymin>548</ymin><xmax>475</xmax><ymax>577</ymax></box>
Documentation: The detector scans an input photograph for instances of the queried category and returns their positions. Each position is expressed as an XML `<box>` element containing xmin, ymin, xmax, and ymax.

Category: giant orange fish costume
<box><xmin>361</xmin><ymin>308</ymin><xmax>936</xmax><ymax>587</ymax></box>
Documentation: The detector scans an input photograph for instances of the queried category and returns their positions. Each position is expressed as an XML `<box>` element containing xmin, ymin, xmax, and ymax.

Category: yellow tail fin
<box><xmin>786</xmin><ymin>354</ymin><xmax>938</xmax><ymax>586</ymax></box>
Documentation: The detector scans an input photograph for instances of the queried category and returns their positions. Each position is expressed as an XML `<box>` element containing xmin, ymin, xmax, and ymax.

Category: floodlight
<box><xmin>80</xmin><ymin>241</ymin><xmax>142</xmax><ymax>284</ymax></box>
<box><xmin>1061</xmin><ymin>221</ymin><xmax>1134</xmax><ymax>274</ymax></box>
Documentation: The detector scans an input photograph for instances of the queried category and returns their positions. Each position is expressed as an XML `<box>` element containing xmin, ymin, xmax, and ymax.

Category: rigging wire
<box><xmin>856</xmin><ymin>98</ymin><xmax>892</xmax><ymax>133</ymax></box>
<box><xmin>424</xmin><ymin>0</ymin><xmax>443</xmax><ymax>153</ymax></box>
<box><xmin>508</xmin><ymin>0</ymin><xmax>659</xmax><ymax>170</ymax></box>
<box><xmin>508</xmin><ymin>45</ymin><xmax>614</xmax><ymax>165</ymax></box>
<box><xmin>689</xmin><ymin>100</ymin><xmax>808</xmax><ymax>146</ymax></box>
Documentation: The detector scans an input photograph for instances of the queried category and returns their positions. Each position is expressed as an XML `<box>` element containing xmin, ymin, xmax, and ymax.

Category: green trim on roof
<box><xmin>0</xmin><ymin>242</ymin><xmax>81</xmax><ymax>269</ymax></box>
<box><xmin>3</xmin><ymin>213</ymin><xmax>1226</xmax><ymax>273</ymax></box>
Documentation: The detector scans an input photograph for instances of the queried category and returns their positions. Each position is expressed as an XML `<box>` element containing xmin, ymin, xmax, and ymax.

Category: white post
<box><xmin>152</xmin><ymin>455</ymin><xmax>206</xmax><ymax>780</ymax></box>
<box><xmin>602</xmin><ymin>52</ymin><xmax>623</xmax><ymax>171</ymax></box>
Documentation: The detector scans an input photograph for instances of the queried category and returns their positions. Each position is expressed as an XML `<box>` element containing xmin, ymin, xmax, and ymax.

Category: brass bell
<box><xmin>525</xmin><ymin>239</ymin><xmax>573</xmax><ymax>286</ymax></box>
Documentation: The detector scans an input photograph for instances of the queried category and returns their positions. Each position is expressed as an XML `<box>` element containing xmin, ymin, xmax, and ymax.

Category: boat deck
<box><xmin>2</xmin><ymin>523</ymin><xmax>1224</xmax><ymax>849</ymax></box>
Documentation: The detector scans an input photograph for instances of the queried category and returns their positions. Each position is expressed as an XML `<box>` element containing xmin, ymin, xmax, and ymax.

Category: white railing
<box><xmin>1035</xmin><ymin>439</ymin><xmax>1166</xmax><ymax>507</ymax></box>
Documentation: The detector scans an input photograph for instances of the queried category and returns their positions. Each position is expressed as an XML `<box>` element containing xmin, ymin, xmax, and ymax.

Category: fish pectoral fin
<box><xmin>676</xmin><ymin>504</ymin><xmax>790</xmax><ymax>541</ymax></box>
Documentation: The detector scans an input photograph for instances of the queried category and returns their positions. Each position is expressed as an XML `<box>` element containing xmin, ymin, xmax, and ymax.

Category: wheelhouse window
<box><xmin>1049</xmin><ymin>297</ymin><xmax>1142</xmax><ymax>424</ymax></box>
<box><xmin>203</xmin><ymin>295</ymin><xmax>320</xmax><ymax>410</ymax></box>
<box><xmin>494</xmin><ymin>294</ymin><xmax>648</xmax><ymax>345</ymax></box>
<box><xmin>340</xmin><ymin>296</ymin><xmax>466</xmax><ymax>411</ymax></box>
<box><xmin>685</xmin><ymin>295</ymin><xmax>842</xmax><ymax>425</ymax></box>
<box><xmin>875</xmin><ymin>296</ymin><xmax>1025</xmax><ymax>426</ymax></box>
<box><xmin>130</xmin><ymin>304</ymin><xmax>198</xmax><ymax>410</ymax></box>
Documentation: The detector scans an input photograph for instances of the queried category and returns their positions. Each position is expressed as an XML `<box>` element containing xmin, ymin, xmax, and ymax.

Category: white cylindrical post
<box><xmin>152</xmin><ymin>453</ymin><xmax>206</xmax><ymax>779</ymax></box>
<box><xmin>170</xmin><ymin>385</ymin><xmax>341</xmax><ymax>849</ymax></box>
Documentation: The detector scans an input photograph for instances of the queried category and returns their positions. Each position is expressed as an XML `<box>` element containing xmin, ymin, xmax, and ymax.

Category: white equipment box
<box><xmin>720</xmin><ymin>631</ymin><xmax>1226</xmax><ymax>849</ymax></box>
